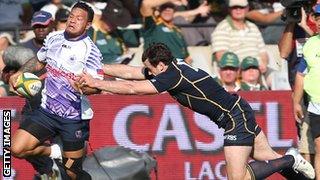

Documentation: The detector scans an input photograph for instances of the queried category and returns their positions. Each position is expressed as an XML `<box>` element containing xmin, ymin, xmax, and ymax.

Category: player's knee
<box><xmin>227</xmin><ymin>167</ymin><xmax>248</xmax><ymax>180</ymax></box>
<box><xmin>227</xmin><ymin>173</ymin><xmax>246</xmax><ymax>180</ymax></box>
<box><xmin>11</xmin><ymin>145</ymin><xmax>27</xmax><ymax>159</ymax></box>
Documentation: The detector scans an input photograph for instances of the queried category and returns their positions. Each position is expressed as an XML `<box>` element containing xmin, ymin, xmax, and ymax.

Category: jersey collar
<box><xmin>64</xmin><ymin>31</ymin><xmax>88</xmax><ymax>41</ymax></box>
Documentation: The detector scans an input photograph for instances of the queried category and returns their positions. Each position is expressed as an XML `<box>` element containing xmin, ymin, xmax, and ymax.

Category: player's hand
<box><xmin>78</xmin><ymin>71</ymin><xmax>96</xmax><ymax>88</ymax></box>
<box><xmin>67</xmin><ymin>77</ymin><xmax>83</xmax><ymax>94</ymax></box>
<box><xmin>293</xmin><ymin>102</ymin><xmax>304</xmax><ymax>123</ymax></box>
<box><xmin>8</xmin><ymin>71</ymin><xmax>23</xmax><ymax>96</ymax></box>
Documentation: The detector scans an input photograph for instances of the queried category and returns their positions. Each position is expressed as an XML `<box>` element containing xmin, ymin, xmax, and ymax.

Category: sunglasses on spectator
<box><xmin>230</xmin><ymin>6</ymin><xmax>247</xmax><ymax>9</ymax></box>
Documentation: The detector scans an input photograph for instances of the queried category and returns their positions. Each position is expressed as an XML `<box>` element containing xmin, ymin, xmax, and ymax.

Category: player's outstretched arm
<box><xmin>103</xmin><ymin>64</ymin><xmax>146</xmax><ymax>80</ymax></box>
<box><xmin>79</xmin><ymin>72</ymin><xmax>158</xmax><ymax>95</ymax></box>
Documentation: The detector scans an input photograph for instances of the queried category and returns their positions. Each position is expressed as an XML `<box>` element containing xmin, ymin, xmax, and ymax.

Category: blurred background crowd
<box><xmin>0</xmin><ymin>0</ymin><xmax>319</xmax><ymax>97</ymax></box>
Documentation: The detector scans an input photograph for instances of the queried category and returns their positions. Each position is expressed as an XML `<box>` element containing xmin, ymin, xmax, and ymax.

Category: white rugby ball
<box><xmin>16</xmin><ymin>72</ymin><xmax>42</xmax><ymax>98</ymax></box>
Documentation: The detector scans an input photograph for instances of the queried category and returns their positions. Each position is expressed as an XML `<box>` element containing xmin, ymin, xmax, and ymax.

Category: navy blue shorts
<box><xmin>223</xmin><ymin>98</ymin><xmax>261</xmax><ymax>146</ymax></box>
<box><xmin>309</xmin><ymin>112</ymin><xmax>320</xmax><ymax>139</ymax></box>
<box><xmin>19</xmin><ymin>108</ymin><xmax>89</xmax><ymax>151</ymax></box>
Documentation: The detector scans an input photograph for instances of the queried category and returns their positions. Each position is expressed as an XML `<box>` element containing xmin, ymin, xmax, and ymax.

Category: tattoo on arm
<box><xmin>20</xmin><ymin>57</ymin><xmax>45</xmax><ymax>73</ymax></box>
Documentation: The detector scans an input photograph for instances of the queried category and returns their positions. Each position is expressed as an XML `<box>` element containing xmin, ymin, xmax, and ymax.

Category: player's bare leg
<box><xmin>11</xmin><ymin>129</ymin><xmax>42</xmax><ymax>158</ymax></box>
<box><xmin>251</xmin><ymin>131</ymin><xmax>282</xmax><ymax>160</ymax></box>
<box><xmin>224</xmin><ymin>146</ymin><xmax>252</xmax><ymax>180</ymax></box>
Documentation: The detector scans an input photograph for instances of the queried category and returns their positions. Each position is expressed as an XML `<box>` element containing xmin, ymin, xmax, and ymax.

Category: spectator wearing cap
<box><xmin>211</xmin><ymin>0</ymin><xmax>269</xmax><ymax>77</ymax></box>
<box><xmin>87</xmin><ymin>4</ymin><xmax>133</xmax><ymax>65</ymax></box>
<box><xmin>217</xmin><ymin>51</ymin><xmax>240</xmax><ymax>92</ymax></box>
<box><xmin>55</xmin><ymin>8</ymin><xmax>70</xmax><ymax>30</ymax></box>
<box><xmin>140</xmin><ymin>0</ymin><xmax>192</xmax><ymax>64</ymax></box>
<box><xmin>21</xmin><ymin>11</ymin><xmax>54</xmax><ymax>53</ymax></box>
<box><xmin>240</xmin><ymin>56</ymin><xmax>267</xmax><ymax>91</ymax></box>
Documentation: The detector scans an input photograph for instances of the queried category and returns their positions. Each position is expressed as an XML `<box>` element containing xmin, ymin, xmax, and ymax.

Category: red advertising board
<box><xmin>1</xmin><ymin>91</ymin><xmax>298</xmax><ymax>179</ymax></box>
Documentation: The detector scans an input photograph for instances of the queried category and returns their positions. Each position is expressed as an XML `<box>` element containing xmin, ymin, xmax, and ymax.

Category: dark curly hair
<box><xmin>142</xmin><ymin>43</ymin><xmax>174</xmax><ymax>67</ymax></box>
<box><xmin>72</xmin><ymin>1</ymin><xmax>94</xmax><ymax>22</ymax></box>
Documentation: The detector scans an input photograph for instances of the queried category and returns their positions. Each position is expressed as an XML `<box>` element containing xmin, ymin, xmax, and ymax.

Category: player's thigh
<box><xmin>59</xmin><ymin>120</ymin><xmax>89</xmax><ymax>153</ymax></box>
<box><xmin>224</xmin><ymin>146</ymin><xmax>252</xmax><ymax>180</ymax></box>
<box><xmin>11</xmin><ymin>129</ymin><xmax>40</xmax><ymax>153</ymax></box>
<box><xmin>252</xmin><ymin>131</ymin><xmax>282</xmax><ymax>161</ymax></box>
<box><xmin>12</xmin><ymin>115</ymin><xmax>55</xmax><ymax>153</ymax></box>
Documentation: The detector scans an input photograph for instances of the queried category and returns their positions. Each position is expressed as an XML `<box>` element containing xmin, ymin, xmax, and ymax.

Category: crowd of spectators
<box><xmin>0</xmin><ymin>0</ymin><xmax>318</xmax><ymax>97</ymax></box>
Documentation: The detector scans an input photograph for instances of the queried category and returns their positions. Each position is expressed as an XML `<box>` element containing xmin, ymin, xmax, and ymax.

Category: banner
<box><xmin>1</xmin><ymin>91</ymin><xmax>297</xmax><ymax>179</ymax></box>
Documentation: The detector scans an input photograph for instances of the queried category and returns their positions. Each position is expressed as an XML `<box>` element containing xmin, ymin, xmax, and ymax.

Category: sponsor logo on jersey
<box><xmin>224</xmin><ymin>135</ymin><xmax>237</xmax><ymax>141</ymax></box>
<box><xmin>75</xmin><ymin>130</ymin><xmax>82</xmax><ymax>139</ymax></box>
<box><xmin>46</xmin><ymin>64</ymin><xmax>77</xmax><ymax>80</ymax></box>
<box><xmin>62</xmin><ymin>44</ymin><xmax>71</xmax><ymax>49</ymax></box>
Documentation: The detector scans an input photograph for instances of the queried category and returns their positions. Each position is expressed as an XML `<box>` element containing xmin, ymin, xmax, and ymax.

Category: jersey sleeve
<box><xmin>148</xmin><ymin>68</ymin><xmax>180</xmax><ymax>93</ymax></box>
<box><xmin>37</xmin><ymin>34</ymin><xmax>51</xmax><ymax>62</ymax></box>
<box><xmin>84</xmin><ymin>45</ymin><xmax>104</xmax><ymax>80</ymax></box>
<box><xmin>296</xmin><ymin>57</ymin><xmax>308</xmax><ymax>75</ymax></box>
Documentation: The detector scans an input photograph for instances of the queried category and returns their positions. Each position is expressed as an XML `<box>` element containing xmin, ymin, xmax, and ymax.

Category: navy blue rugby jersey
<box><xmin>147</xmin><ymin>60</ymin><xmax>240</xmax><ymax>128</ymax></box>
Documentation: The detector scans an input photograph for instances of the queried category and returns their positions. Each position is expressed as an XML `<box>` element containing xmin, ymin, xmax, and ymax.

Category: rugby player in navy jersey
<box><xmin>78</xmin><ymin>43</ymin><xmax>315</xmax><ymax>180</ymax></box>
<box><xmin>9</xmin><ymin>2</ymin><xmax>103</xmax><ymax>179</ymax></box>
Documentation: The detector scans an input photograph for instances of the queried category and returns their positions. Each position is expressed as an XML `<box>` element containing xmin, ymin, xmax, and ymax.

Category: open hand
<box><xmin>77</xmin><ymin>71</ymin><xmax>96</xmax><ymax>88</ymax></box>
<box><xmin>67</xmin><ymin>77</ymin><xmax>83</xmax><ymax>94</ymax></box>
<box><xmin>8</xmin><ymin>71</ymin><xmax>23</xmax><ymax>96</ymax></box>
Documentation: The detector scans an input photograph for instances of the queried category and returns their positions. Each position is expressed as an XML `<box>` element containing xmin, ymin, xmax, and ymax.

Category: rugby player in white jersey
<box><xmin>9</xmin><ymin>2</ymin><xmax>103</xmax><ymax>179</ymax></box>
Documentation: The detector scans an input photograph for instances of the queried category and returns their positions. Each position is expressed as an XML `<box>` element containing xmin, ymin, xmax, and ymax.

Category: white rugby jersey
<box><xmin>37</xmin><ymin>30</ymin><xmax>103</xmax><ymax>120</ymax></box>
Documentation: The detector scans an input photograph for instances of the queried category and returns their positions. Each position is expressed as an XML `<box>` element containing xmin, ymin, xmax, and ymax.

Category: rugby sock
<box><xmin>247</xmin><ymin>155</ymin><xmax>294</xmax><ymax>179</ymax></box>
<box><xmin>49</xmin><ymin>144</ymin><xmax>62</xmax><ymax>160</ymax></box>
<box><xmin>279</xmin><ymin>168</ymin><xmax>310</xmax><ymax>180</ymax></box>
<box><xmin>26</xmin><ymin>156</ymin><xmax>53</xmax><ymax>175</ymax></box>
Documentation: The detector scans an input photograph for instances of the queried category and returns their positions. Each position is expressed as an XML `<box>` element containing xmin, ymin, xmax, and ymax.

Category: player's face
<box><xmin>241</xmin><ymin>67</ymin><xmax>260</xmax><ymax>83</ymax></box>
<box><xmin>65</xmin><ymin>8</ymin><xmax>91</xmax><ymax>38</ymax></box>
<box><xmin>219</xmin><ymin>67</ymin><xmax>238</xmax><ymax>84</ymax></box>
<box><xmin>160</xmin><ymin>8</ymin><xmax>175</xmax><ymax>22</ymax></box>
<box><xmin>143</xmin><ymin>59</ymin><xmax>165</xmax><ymax>76</ymax></box>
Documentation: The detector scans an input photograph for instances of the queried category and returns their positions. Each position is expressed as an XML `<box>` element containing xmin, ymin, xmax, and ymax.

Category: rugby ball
<box><xmin>16</xmin><ymin>72</ymin><xmax>42</xmax><ymax>98</ymax></box>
